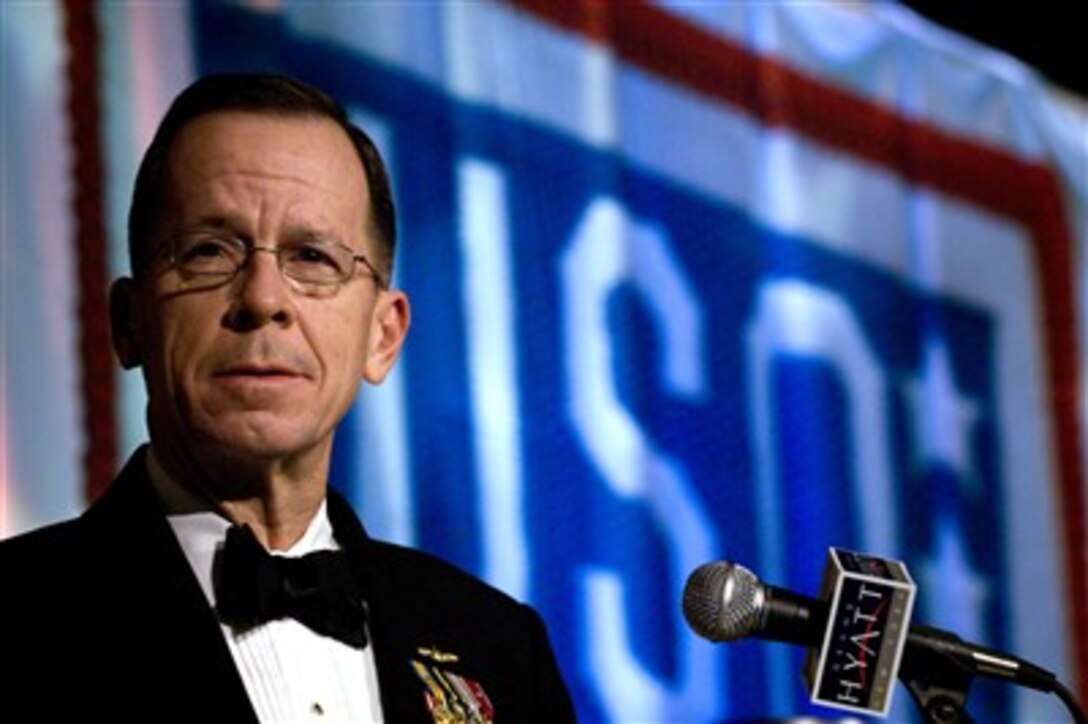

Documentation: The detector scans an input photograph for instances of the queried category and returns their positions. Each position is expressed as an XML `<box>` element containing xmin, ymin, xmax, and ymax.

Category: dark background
<box><xmin>903</xmin><ymin>2</ymin><xmax>1086</xmax><ymax>99</ymax></box>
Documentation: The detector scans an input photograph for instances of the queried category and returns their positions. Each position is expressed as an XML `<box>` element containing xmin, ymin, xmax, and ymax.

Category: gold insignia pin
<box><xmin>417</xmin><ymin>646</ymin><xmax>460</xmax><ymax>663</ymax></box>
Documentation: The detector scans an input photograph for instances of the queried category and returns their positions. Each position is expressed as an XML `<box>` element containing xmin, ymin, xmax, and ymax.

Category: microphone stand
<box><xmin>897</xmin><ymin>627</ymin><xmax>1088</xmax><ymax>724</ymax></box>
<box><xmin>897</xmin><ymin>630</ymin><xmax>976</xmax><ymax>724</ymax></box>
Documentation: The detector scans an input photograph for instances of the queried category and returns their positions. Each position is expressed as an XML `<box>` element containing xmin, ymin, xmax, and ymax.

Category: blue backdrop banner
<box><xmin>4</xmin><ymin>2</ymin><xmax>1085</xmax><ymax>722</ymax></box>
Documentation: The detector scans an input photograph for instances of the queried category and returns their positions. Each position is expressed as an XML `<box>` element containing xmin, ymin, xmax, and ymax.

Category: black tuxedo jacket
<box><xmin>0</xmin><ymin>449</ymin><xmax>575</xmax><ymax>722</ymax></box>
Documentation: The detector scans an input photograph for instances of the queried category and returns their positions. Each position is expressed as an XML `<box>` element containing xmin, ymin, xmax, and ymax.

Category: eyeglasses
<box><xmin>166</xmin><ymin>231</ymin><xmax>387</xmax><ymax>289</ymax></box>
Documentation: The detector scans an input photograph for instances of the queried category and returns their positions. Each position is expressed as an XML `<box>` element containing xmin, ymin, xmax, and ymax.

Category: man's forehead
<box><xmin>169</xmin><ymin>111</ymin><xmax>358</xmax><ymax>169</ymax></box>
<box><xmin>150</xmin><ymin>111</ymin><xmax>373</xmax><ymax>249</ymax></box>
<box><xmin>163</xmin><ymin>112</ymin><xmax>368</xmax><ymax>206</ymax></box>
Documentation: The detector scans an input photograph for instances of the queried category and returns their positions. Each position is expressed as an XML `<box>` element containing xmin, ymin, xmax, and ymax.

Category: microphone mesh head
<box><xmin>681</xmin><ymin>562</ymin><xmax>764</xmax><ymax>642</ymax></box>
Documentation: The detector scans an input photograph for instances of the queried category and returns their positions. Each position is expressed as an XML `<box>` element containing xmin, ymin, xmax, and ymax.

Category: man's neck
<box><xmin>148</xmin><ymin>441</ymin><xmax>329</xmax><ymax>551</ymax></box>
<box><xmin>218</xmin><ymin>486</ymin><xmax>328</xmax><ymax>551</ymax></box>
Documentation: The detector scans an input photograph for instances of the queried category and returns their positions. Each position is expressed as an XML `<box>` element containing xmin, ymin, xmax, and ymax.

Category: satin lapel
<box><xmin>80</xmin><ymin>449</ymin><xmax>258</xmax><ymax>721</ymax></box>
<box><xmin>327</xmin><ymin>490</ymin><xmax>436</xmax><ymax>721</ymax></box>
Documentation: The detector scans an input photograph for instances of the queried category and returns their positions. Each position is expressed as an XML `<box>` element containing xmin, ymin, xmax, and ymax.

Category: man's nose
<box><xmin>227</xmin><ymin>247</ymin><xmax>294</xmax><ymax>329</ymax></box>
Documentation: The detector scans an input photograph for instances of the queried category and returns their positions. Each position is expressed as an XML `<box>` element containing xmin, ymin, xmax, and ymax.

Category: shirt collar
<box><xmin>145</xmin><ymin>446</ymin><xmax>338</xmax><ymax>607</ymax></box>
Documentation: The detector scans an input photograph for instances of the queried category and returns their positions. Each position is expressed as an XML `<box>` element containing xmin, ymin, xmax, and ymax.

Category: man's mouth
<box><xmin>215</xmin><ymin>364</ymin><xmax>306</xmax><ymax>380</ymax></box>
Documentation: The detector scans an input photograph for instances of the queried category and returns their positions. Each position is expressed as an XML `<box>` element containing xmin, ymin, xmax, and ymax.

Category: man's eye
<box><xmin>290</xmin><ymin>243</ymin><xmax>339</xmax><ymax>267</ymax></box>
<box><xmin>187</xmin><ymin>241</ymin><xmax>229</xmax><ymax>258</ymax></box>
<box><xmin>178</xmin><ymin>238</ymin><xmax>233</xmax><ymax>262</ymax></box>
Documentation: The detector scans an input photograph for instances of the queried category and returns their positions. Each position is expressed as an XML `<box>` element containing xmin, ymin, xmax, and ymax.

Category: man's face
<box><xmin>112</xmin><ymin>111</ymin><xmax>408</xmax><ymax>473</ymax></box>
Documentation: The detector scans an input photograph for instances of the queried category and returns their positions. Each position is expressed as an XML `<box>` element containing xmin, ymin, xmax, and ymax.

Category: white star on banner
<box><xmin>918</xmin><ymin>519</ymin><xmax>989</xmax><ymax>645</ymax></box>
<box><xmin>904</xmin><ymin>339</ymin><xmax>980</xmax><ymax>492</ymax></box>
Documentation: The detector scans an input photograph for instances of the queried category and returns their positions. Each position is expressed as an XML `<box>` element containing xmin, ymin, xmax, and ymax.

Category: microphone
<box><xmin>681</xmin><ymin>560</ymin><xmax>827</xmax><ymax>648</ymax></box>
<box><xmin>685</xmin><ymin>550</ymin><xmax>917</xmax><ymax>715</ymax></box>
<box><xmin>682</xmin><ymin>560</ymin><xmax>1059</xmax><ymax>693</ymax></box>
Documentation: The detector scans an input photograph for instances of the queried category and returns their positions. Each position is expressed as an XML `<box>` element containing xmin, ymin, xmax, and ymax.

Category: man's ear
<box><xmin>109</xmin><ymin>278</ymin><xmax>144</xmax><ymax>369</ymax></box>
<box><xmin>362</xmin><ymin>289</ymin><xmax>410</xmax><ymax>384</ymax></box>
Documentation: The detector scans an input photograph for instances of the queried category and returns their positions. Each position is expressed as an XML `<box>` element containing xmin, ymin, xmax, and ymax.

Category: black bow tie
<box><xmin>214</xmin><ymin>524</ymin><xmax>368</xmax><ymax>648</ymax></box>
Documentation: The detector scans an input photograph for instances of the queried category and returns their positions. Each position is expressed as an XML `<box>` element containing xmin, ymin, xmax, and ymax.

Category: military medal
<box><xmin>411</xmin><ymin>654</ymin><xmax>494</xmax><ymax>724</ymax></box>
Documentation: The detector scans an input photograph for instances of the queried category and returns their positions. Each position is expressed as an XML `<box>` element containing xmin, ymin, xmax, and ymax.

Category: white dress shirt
<box><xmin>146</xmin><ymin>450</ymin><xmax>384</xmax><ymax>723</ymax></box>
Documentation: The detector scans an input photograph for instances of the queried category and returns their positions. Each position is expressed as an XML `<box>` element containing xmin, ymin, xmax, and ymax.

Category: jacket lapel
<box><xmin>327</xmin><ymin>488</ymin><xmax>437</xmax><ymax>721</ymax></box>
<box><xmin>80</xmin><ymin>448</ymin><xmax>258</xmax><ymax>721</ymax></box>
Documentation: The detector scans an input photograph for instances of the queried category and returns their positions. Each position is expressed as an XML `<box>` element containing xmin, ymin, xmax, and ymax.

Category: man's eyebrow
<box><xmin>280</xmin><ymin>223</ymin><xmax>347</xmax><ymax>244</ymax></box>
<box><xmin>180</xmin><ymin>215</ymin><xmax>241</xmax><ymax>233</ymax></box>
<box><xmin>175</xmin><ymin>216</ymin><xmax>350</xmax><ymax>246</ymax></box>
<box><xmin>180</xmin><ymin>217</ymin><xmax>313</xmax><ymax>235</ymax></box>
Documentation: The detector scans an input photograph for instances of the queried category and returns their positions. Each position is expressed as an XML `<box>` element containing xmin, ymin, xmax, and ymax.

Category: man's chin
<box><xmin>189</xmin><ymin>418</ymin><xmax>331</xmax><ymax>466</ymax></box>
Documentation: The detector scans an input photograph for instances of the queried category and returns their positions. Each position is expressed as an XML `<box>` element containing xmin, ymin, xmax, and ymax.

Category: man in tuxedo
<box><xmin>0</xmin><ymin>74</ymin><xmax>574</xmax><ymax>722</ymax></box>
